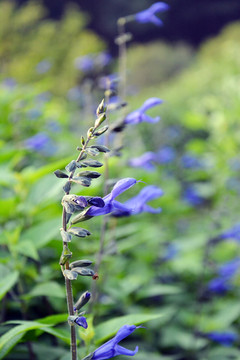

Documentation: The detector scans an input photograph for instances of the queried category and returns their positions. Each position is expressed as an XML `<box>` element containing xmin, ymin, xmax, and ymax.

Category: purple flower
<box><xmin>135</xmin><ymin>2</ymin><xmax>169</xmax><ymax>26</ymax></box>
<box><xmin>86</xmin><ymin>178</ymin><xmax>137</xmax><ymax>217</ymax></box>
<box><xmin>112</xmin><ymin>185</ymin><xmax>163</xmax><ymax>217</ymax></box>
<box><xmin>129</xmin><ymin>152</ymin><xmax>157</xmax><ymax>171</ymax></box>
<box><xmin>87</xmin><ymin>197</ymin><xmax>105</xmax><ymax>207</ymax></box>
<box><xmin>157</xmin><ymin>146</ymin><xmax>175</xmax><ymax>164</ymax></box>
<box><xmin>36</xmin><ymin>60</ymin><xmax>52</xmax><ymax>74</ymax></box>
<box><xmin>98</xmin><ymin>74</ymin><xmax>118</xmax><ymax>91</ymax></box>
<box><xmin>74</xmin><ymin>55</ymin><xmax>94</xmax><ymax>72</ymax></box>
<box><xmin>206</xmin><ymin>332</ymin><xmax>237</xmax><ymax>347</ymax></box>
<box><xmin>124</xmin><ymin>98</ymin><xmax>163</xmax><ymax>125</ymax></box>
<box><xmin>207</xmin><ymin>276</ymin><xmax>232</xmax><ymax>294</ymax></box>
<box><xmin>182</xmin><ymin>186</ymin><xmax>204</xmax><ymax>207</ymax></box>
<box><xmin>219</xmin><ymin>224</ymin><xmax>240</xmax><ymax>242</ymax></box>
<box><xmin>90</xmin><ymin>324</ymin><xmax>140</xmax><ymax>360</ymax></box>
<box><xmin>207</xmin><ymin>257</ymin><xmax>240</xmax><ymax>294</ymax></box>
<box><xmin>24</xmin><ymin>132</ymin><xmax>56</xmax><ymax>155</ymax></box>
<box><xmin>74</xmin><ymin>196</ymin><xmax>88</xmax><ymax>208</ymax></box>
<box><xmin>74</xmin><ymin>316</ymin><xmax>88</xmax><ymax>329</ymax></box>
<box><xmin>181</xmin><ymin>153</ymin><xmax>202</xmax><ymax>169</ymax></box>
<box><xmin>96</xmin><ymin>52</ymin><xmax>112</xmax><ymax>67</ymax></box>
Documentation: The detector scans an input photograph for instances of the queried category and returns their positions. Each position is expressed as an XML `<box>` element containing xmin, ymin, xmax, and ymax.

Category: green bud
<box><xmin>90</xmin><ymin>145</ymin><xmax>110</xmax><ymax>153</ymax></box>
<box><xmin>72</xmin><ymin>267</ymin><xmax>95</xmax><ymax>276</ymax></box>
<box><xmin>76</xmin><ymin>171</ymin><xmax>101</xmax><ymax>179</ymax></box>
<box><xmin>94</xmin><ymin>125</ymin><xmax>108</xmax><ymax>137</ymax></box>
<box><xmin>70</xmin><ymin>260</ymin><xmax>93</xmax><ymax>269</ymax></box>
<box><xmin>71</xmin><ymin>177</ymin><xmax>92</xmax><ymax>187</ymax></box>
<box><xmin>96</xmin><ymin>99</ymin><xmax>106</xmax><ymax>116</ymax></box>
<box><xmin>95</xmin><ymin>113</ymin><xmax>106</xmax><ymax>128</ymax></box>
<box><xmin>80</xmin><ymin>160</ymin><xmax>103</xmax><ymax>168</ymax></box>
<box><xmin>71</xmin><ymin>208</ymin><xmax>92</xmax><ymax>224</ymax></box>
<box><xmin>59</xmin><ymin>245</ymin><xmax>72</xmax><ymax>265</ymax></box>
<box><xmin>81</xmin><ymin>136</ymin><xmax>85</xmax><ymax>146</ymax></box>
<box><xmin>54</xmin><ymin>170</ymin><xmax>69</xmax><ymax>178</ymax></box>
<box><xmin>60</xmin><ymin>229</ymin><xmax>72</xmax><ymax>243</ymax></box>
<box><xmin>68</xmin><ymin>227</ymin><xmax>91</xmax><ymax>238</ymax></box>
<box><xmin>64</xmin><ymin>269</ymin><xmax>78</xmax><ymax>280</ymax></box>
<box><xmin>87</xmin><ymin>127</ymin><xmax>94</xmax><ymax>139</ymax></box>
<box><xmin>85</xmin><ymin>148</ymin><xmax>99</xmax><ymax>156</ymax></box>
<box><xmin>74</xmin><ymin>291</ymin><xmax>91</xmax><ymax>310</ymax></box>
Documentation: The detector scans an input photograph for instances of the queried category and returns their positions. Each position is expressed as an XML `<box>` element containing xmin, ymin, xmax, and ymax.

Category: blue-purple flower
<box><xmin>157</xmin><ymin>146</ymin><xmax>176</xmax><ymax>164</ymax></box>
<box><xmin>134</xmin><ymin>2</ymin><xmax>169</xmax><ymax>26</ymax></box>
<box><xmin>74</xmin><ymin>316</ymin><xmax>88</xmax><ymax>329</ymax></box>
<box><xmin>182</xmin><ymin>186</ymin><xmax>204</xmax><ymax>207</ymax></box>
<box><xmin>206</xmin><ymin>331</ymin><xmax>237</xmax><ymax>347</ymax></box>
<box><xmin>129</xmin><ymin>152</ymin><xmax>157</xmax><ymax>171</ymax></box>
<box><xmin>112</xmin><ymin>185</ymin><xmax>163</xmax><ymax>217</ymax></box>
<box><xmin>181</xmin><ymin>153</ymin><xmax>202</xmax><ymax>169</ymax></box>
<box><xmin>219</xmin><ymin>224</ymin><xmax>240</xmax><ymax>242</ymax></box>
<box><xmin>96</xmin><ymin>52</ymin><xmax>112</xmax><ymax>67</ymax></box>
<box><xmin>86</xmin><ymin>178</ymin><xmax>137</xmax><ymax>217</ymax></box>
<box><xmin>207</xmin><ymin>257</ymin><xmax>240</xmax><ymax>294</ymax></box>
<box><xmin>89</xmin><ymin>324</ymin><xmax>140</xmax><ymax>360</ymax></box>
<box><xmin>36</xmin><ymin>60</ymin><xmax>52</xmax><ymax>74</ymax></box>
<box><xmin>74</xmin><ymin>55</ymin><xmax>94</xmax><ymax>72</ymax></box>
<box><xmin>124</xmin><ymin>98</ymin><xmax>163</xmax><ymax>125</ymax></box>
<box><xmin>24</xmin><ymin>132</ymin><xmax>56</xmax><ymax>155</ymax></box>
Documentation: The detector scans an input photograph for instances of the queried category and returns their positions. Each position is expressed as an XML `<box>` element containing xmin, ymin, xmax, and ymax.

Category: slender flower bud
<box><xmin>96</xmin><ymin>99</ymin><xmax>106</xmax><ymax>116</ymax></box>
<box><xmin>74</xmin><ymin>291</ymin><xmax>91</xmax><ymax>310</ymax></box>
<box><xmin>95</xmin><ymin>113</ymin><xmax>106</xmax><ymax>128</ymax></box>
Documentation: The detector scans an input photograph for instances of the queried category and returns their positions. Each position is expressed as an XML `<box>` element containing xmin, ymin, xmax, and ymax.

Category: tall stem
<box><xmin>61</xmin><ymin>136</ymin><xmax>93</xmax><ymax>360</ymax></box>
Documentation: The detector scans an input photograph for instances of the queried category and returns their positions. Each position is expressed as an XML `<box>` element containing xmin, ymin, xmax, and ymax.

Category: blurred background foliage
<box><xmin>1</xmin><ymin>1</ymin><xmax>240</xmax><ymax>359</ymax></box>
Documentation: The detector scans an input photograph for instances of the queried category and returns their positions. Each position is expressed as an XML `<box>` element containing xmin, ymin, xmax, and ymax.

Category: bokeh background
<box><xmin>1</xmin><ymin>0</ymin><xmax>240</xmax><ymax>359</ymax></box>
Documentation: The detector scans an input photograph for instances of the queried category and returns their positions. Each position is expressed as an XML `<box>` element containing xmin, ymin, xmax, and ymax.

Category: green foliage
<box><xmin>1</xmin><ymin>14</ymin><xmax>240</xmax><ymax>360</ymax></box>
<box><xmin>0</xmin><ymin>1</ymin><xmax>104</xmax><ymax>94</ymax></box>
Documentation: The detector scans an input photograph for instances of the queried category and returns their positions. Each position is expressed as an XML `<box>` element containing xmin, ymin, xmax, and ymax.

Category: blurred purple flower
<box><xmin>27</xmin><ymin>108</ymin><xmax>43</xmax><ymax>120</ymax></box>
<box><xmin>2</xmin><ymin>78</ymin><xmax>17</xmax><ymax>89</ymax></box>
<box><xmin>75</xmin><ymin>55</ymin><xmax>94</xmax><ymax>72</ymax></box>
<box><xmin>207</xmin><ymin>276</ymin><xmax>232</xmax><ymax>294</ymax></box>
<box><xmin>206</xmin><ymin>332</ymin><xmax>237</xmax><ymax>347</ymax></box>
<box><xmin>124</xmin><ymin>98</ymin><xmax>163</xmax><ymax>125</ymax></box>
<box><xmin>182</xmin><ymin>186</ymin><xmax>204</xmax><ymax>206</ymax></box>
<box><xmin>24</xmin><ymin>132</ymin><xmax>56</xmax><ymax>155</ymax></box>
<box><xmin>98</xmin><ymin>74</ymin><xmax>119</xmax><ymax>91</ymax></box>
<box><xmin>96</xmin><ymin>52</ymin><xmax>112</xmax><ymax>67</ymax></box>
<box><xmin>86</xmin><ymin>178</ymin><xmax>137</xmax><ymax>217</ymax></box>
<box><xmin>90</xmin><ymin>324</ymin><xmax>140</xmax><ymax>360</ymax></box>
<box><xmin>36</xmin><ymin>60</ymin><xmax>52</xmax><ymax>74</ymax></box>
<box><xmin>157</xmin><ymin>146</ymin><xmax>176</xmax><ymax>164</ymax></box>
<box><xmin>74</xmin><ymin>316</ymin><xmax>88</xmax><ymax>329</ymax></box>
<box><xmin>129</xmin><ymin>152</ymin><xmax>157</xmax><ymax>171</ymax></box>
<box><xmin>46</xmin><ymin>120</ymin><xmax>61</xmax><ymax>133</ymax></box>
<box><xmin>207</xmin><ymin>257</ymin><xmax>240</xmax><ymax>294</ymax></box>
<box><xmin>162</xmin><ymin>243</ymin><xmax>179</xmax><ymax>261</ymax></box>
<box><xmin>219</xmin><ymin>224</ymin><xmax>240</xmax><ymax>242</ymax></box>
<box><xmin>181</xmin><ymin>153</ymin><xmax>202</xmax><ymax>169</ymax></box>
<box><xmin>112</xmin><ymin>185</ymin><xmax>163</xmax><ymax>217</ymax></box>
<box><xmin>67</xmin><ymin>86</ymin><xmax>83</xmax><ymax>102</ymax></box>
<box><xmin>135</xmin><ymin>2</ymin><xmax>169</xmax><ymax>26</ymax></box>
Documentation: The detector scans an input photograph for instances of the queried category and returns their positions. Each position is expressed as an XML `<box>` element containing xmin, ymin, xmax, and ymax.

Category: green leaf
<box><xmin>23</xmin><ymin>282</ymin><xmax>65</xmax><ymax>299</ymax></box>
<box><xmin>137</xmin><ymin>284</ymin><xmax>182</xmax><ymax>299</ymax></box>
<box><xmin>14</xmin><ymin>240</ymin><xmax>39</xmax><ymax>260</ymax></box>
<box><xmin>0</xmin><ymin>322</ymin><xmax>51</xmax><ymax>359</ymax></box>
<box><xmin>0</xmin><ymin>271</ymin><xmax>19</xmax><ymax>301</ymax></box>
<box><xmin>19</xmin><ymin>218</ymin><xmax>60</xmax><ymax>249</ymax></box>
<box><xmin>95</xmin><ymin>312</ymin><xmax>171</xmax><ymax>344</ymax></box>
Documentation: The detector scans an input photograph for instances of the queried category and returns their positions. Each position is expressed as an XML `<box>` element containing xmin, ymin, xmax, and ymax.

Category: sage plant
<box><xmin>54</xmin><ymin>99</ymin><xmax>140</xmax><ymax>360</ymax></box>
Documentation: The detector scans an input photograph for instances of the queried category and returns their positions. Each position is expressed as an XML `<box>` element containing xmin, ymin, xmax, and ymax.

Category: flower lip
<box><xmin>135</xmin><ymin>2</ymin><xmax>169</xmax><ymax>26</ymax></box>
<box><xmin>74</xmin><ymin>316</ymin><xmax>88</xmax><ymax>329</ymax></box>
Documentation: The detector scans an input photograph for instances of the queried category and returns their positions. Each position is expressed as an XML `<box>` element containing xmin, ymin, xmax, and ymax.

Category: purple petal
<box><xmin>75</xmin><ymin>316</ymin><xmax>88</xmax><ymax>329</ymax></box>
<box><xmin>115</xmin><ymin>345</ymin><xmax>138</xmax><ymax>357</ymax></box>
<box><xmin>124</xmin><ymin>110</ymin><xmax>142</xmax><ymax>125</ymax></box>
<box><xmin>141</xmin><ymin>113</ymin><xmax>160</xmax><ymax>123</ymax></box>
<box><xmin>88</xmin><ymin>197</ymin><xmax>105</xmax><ymax>208</ymax></box>
<box><xmin>86</xmin><ymin>202</ymin><xmax>113</xmax><ymax>217</ymax></box>
<box><xmin>110</xmin><ymin>178</ymin><xmax>137</xmax><ymax>200</ymax></box>
<box><xmin>150</xmin><ymin>15</ymin><xmax>163</xmax><ymax>26</ymax></box>
<box><xmin>75</xmin><ymin>196</ymin><xmax>88</xmax><ymax>208</ymax></box>
<box><xmin>114</xmin><ymin>325</ymin><xmax>138</xmax><ymax>343</ymax></box>
<box><xmin>140</xmin><ymin>97</ymin><xmax>163</xmax><ymax>112</ymax></box>
<box><xmin>129</xmin><ymin>152</ymin><xmax>157</xmax><ymax>171</ymax></box>
<box><xmin>150</xmin><ymin>2</ymin><xmax>170</xmax><ymax>13</ymax></box>
<box><xmin>142</xmin><ymin>204</ymin><xmax>162</xmax><ymax>214</ymax></box>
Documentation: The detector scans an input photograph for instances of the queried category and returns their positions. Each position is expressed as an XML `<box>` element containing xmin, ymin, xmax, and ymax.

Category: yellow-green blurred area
<box><xmin>1</xmin><ymin>1</ymin><xmax>240</xmax><ymax>359</ymax></box>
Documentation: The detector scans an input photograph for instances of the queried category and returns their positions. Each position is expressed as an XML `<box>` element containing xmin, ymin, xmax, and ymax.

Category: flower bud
<box><xmin>59</xmin><ymin>245</ymin><xmax>72</xmax><ymax>265</ymax></box>
<box><xmin>70</xmin><ymin>260</ymin><xmax>93</xmax><ymax>269</ymax></box>
<box><xmin>95</xmin><ymin>113</ymin><xmax>106</xmax><ymax>128</ymax></box>
<box><xmin>96</xmin><ymin>99</ymin><xmax>106</xmax><ymax>116</ymax></box>
<box><xmin>74</xmin><ymin>291</ymin><xmax>91</xmax><ymax>310</ymax></box>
